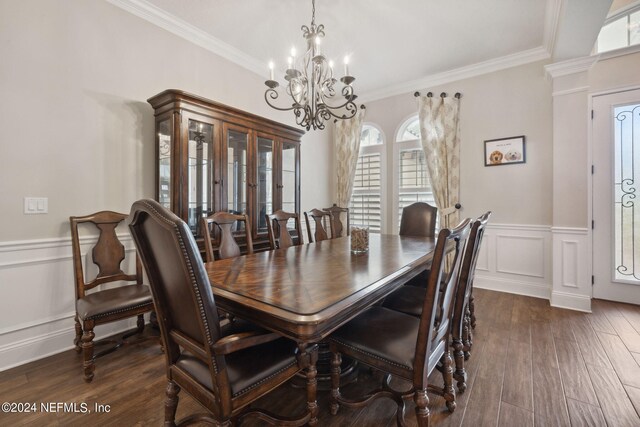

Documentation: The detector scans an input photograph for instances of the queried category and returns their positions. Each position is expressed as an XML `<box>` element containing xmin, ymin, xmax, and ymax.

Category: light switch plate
<box><xmin>24</xmin><ymin>197</ymin><xmax>48</xmax><ymax>214</ymax></box>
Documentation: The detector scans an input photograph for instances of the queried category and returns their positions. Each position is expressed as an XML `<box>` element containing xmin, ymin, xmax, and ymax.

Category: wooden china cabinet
<box><xmin>147</xmin><ymin>89</ymin><xmax>303</xmax><ymax>251</ymax></box>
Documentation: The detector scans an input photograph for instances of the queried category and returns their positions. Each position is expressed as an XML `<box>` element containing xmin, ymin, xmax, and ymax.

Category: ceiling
<box><xmin>114</xmin><ymin>0</ymin><xmax>612</xmax><ymax>101</ymax></box>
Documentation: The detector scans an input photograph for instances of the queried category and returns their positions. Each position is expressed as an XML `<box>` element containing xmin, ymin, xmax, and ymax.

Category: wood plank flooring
<box><xmin>1</xmin><ymin>289</ymin><xmax>639</xmax><ymax>426</ymax></box>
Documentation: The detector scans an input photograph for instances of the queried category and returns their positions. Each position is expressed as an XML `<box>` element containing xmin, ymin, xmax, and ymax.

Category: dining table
<box><xmin>205</xmin><ymin>233</ymin><xmax>438</xmax><ymax>424</ymax></box>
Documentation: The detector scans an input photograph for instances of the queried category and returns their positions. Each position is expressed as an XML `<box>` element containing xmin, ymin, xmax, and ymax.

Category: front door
<box><xmin>592</xmin><ymin>88</ymin><xmax>640</xmax><ymax>304</ymax></box>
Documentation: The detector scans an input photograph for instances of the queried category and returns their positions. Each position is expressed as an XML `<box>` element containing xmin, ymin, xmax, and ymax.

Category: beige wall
<box><xmin>0</xmin><ymin>0</ymin><xmax>332</xmax><ymax>242</ymax></box>
<box><xmin>363</xmin><ymin>60</ymin><xmax>554</xmax><ymax>228</ymax></box>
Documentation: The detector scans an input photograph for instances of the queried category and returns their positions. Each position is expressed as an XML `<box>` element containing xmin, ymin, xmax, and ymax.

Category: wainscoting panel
<box><xmin>0</xmin><ymin>235</ymin><xmax>143</xmax><ymax>372</ymax></box>
<box><xmin>474</xmin><ymin>224</ymin><xmax>552</xmax><ymax>300</ymax></box>
<box><xmin>551</xmin><ymin>227</ymin><xmax>591</xmax><ymax>312</ymax></box>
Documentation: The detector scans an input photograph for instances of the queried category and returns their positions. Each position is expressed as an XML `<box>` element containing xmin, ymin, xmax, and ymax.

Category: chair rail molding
<box><xmin>550</xmin><ymin>227</ymin><xmax>591</xmax><ymax>312</ymax></box>
<box><xmin>0</xmin><ymin>235</ymin><xmax>142</xmax><ymax>372</ymax></box>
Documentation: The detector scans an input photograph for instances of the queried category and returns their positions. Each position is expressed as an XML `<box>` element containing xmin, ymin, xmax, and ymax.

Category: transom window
<box><xmin>596</xmin><ymin>3</ymin><xmax>640</xmax><ymax>53</ymax></box>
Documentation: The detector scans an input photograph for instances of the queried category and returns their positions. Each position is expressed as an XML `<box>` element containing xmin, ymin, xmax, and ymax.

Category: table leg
<box><xmin>300</xmin><ymin>343</ymin><xmax>319</xmax><ymax>426</ymax></box>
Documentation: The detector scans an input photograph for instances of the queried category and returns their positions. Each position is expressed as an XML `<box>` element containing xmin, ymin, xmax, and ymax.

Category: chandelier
<box><xmin>264</xmin><ymin>0</ymin><xmax>358</xmax><ymax>131</ymax></box>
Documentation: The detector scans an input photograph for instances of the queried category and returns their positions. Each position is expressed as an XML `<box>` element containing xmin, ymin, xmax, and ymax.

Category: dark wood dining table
<box><xmin>205</xmin><ymin>233</ymin><xmax>437</xmax><ymax>343</ymax></box>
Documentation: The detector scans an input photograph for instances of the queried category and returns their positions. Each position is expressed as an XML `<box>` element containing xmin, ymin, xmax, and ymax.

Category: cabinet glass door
<box><xmin>158</xmin><ymin>119</ymin><xmax>172</xmax><ymax>210</ymax></box>
<box><xmin>227</xmin><ymin>129</ymin><xmax>249</xmax><ymax>231</ymax></box>
<box><xmin>281</xmin><ymin>141</ymin><xmax>298</xmax><ymax>213</ymax></box>
<box><xmin>256</xmin><ymin>136</ymin><xmax>274</xmax><ymax>235</ymax></box>
<box><xmin>187</xmin><ymin>120</ymin><xmax>215</xmax><ymax>237</ymax></box>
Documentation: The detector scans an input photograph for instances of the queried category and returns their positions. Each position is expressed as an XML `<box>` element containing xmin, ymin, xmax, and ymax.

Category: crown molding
<box><xmin>543</xmin><ymin>0</ymin><xmax>562</xmax><ymax>54</ymax></box>
<box><xmin>544</xmin><ymin>55</ymin><xmax>599</xmax><ymax>79</ymax></box>
<box><xmin>104</xmin><ymin>0</ymin><xmax>265</xmax><ymax>76</ymax></box>
<box><xmin>360</xmin><ymin>46</ymin><xmax>550</xmax><ymax>103</ymax></box>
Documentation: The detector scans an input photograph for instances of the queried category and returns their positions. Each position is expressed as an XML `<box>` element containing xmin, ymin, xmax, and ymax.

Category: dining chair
<box><xmin>266</xmin><ymin>210</ymin><xmax>304</xmax><ymax>250</ymax></box>
<box><xmin>304</xmin><ymin>208</ymin><xmax>332</xmax><ymax>243</ymax></box>
<box><xmin>323</xmin><ymin>204</ymin><xmax>349</xmax><ymax>238</ymax></box>
<box><xmin>128</xmin><ymin>199</ymin><xmax>318</xmax><ymax>426</ymax></box>
<box><xmin>328</xmin><ymin>219</ymin><xmax>471</xmax><ymax>426</ymax></box>
<box><xmin>399</xmin><ymin>202</ymin><xmax>438</xmax><ymax>237</ymax></box>
<box><xmin>399</xmin><ymin>202</ymin><xmax>439</xmax><ymax>287</ymax></box>
<box><xmin>69</xmin><ymin>211</ymin><xmax>154</xmax><ymax>383</ymax></box>
<box><xmin>382</xmin><ymin>213</ymin><xmax>491</xmax><ymax>392</ymax></box>
<box><xmin>201</xmin><ymin>212</ymin><xmax>253</xmax><ymax>262</ymax></box>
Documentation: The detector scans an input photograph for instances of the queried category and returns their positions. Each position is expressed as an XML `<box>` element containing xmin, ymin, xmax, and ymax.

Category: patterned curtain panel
<box><xmin>417</xmin><ymin>95</ymin><xmax>461</xmax><ymax>229</ymax></box>
<box><xmin>334</xmin><ymin>109</ymin><xmax>366</xmax><ymax>207</ymax></box>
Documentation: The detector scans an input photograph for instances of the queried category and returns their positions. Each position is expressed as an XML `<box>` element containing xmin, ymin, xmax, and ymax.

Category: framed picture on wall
<box><xmin>484</xmin><ymin>135</ymin><xmax>526</xmax><ymax>166</ymax></box>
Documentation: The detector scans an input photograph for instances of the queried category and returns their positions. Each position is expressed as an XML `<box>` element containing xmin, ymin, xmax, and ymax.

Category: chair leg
<box><xmin>330</xmin><ymin>351</ymin><xmax>342</xmax><ymax>415</ymax></box>
<box><xmin>136</xmin><ymin>314</ymin><xmax>145</xmax><ymax>333</ymax></box>
<box><xmin>81</xmin><ymin>320</ymin><xmax>96</xmax><ymax>383</ymax></box>
<box><xmin>442</xmin><ymin>347</ymin><xmax>457</xmax><ymax>412</ymax></box>
<box><xmin>469</xmin><ymin>291</ymin><xmax>476</xmax><ymax>329</ymax></box>
<box><xmin>452</xmin><ymin>337</ymin><xmax>467</xmax><ymax>393</ymax></box>
<box><xmin>414</xmin><ymin>389</ymin><xmax>430</xmax><ymax>427</ymax></box>
<box><xmin>305</xmin><ymin>346</ymin><xmax>319</xmax><ymax>426</ymax></box>
<box><xmin>164</xmin><ymin>380</ymin><xmax>180</xmax><ymax>427</ymax></box>
<box><xmin>74</xmin><ymin>314</ymin><xmax>83</xmax><ymax>353</ymax></box>
<box><xmin>463</xmin><ymin>309</ymin><xmax>472</xmax><ymax>361</ymax></box>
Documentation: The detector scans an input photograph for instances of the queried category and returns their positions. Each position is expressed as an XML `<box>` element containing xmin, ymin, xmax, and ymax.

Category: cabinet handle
<box><xmin>214</xmin><ymin>180</ymin><xmax>220</xmax><ymax>184</ymax></box>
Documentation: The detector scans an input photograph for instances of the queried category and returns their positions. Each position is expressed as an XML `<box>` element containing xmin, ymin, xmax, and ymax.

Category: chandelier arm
<box><xmin>264</xmin><ymin>89</ymin><xmax>297</xmax><ymax>112</ymax></box>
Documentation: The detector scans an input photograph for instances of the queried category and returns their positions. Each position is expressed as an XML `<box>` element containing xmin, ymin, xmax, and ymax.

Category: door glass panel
<box><xmin>282</xmin><ymin>142</ymin><xmax>297</xmax><ymax>213</ymax></box>
<box><xmin>613</xmin><ymin>103</ymin><xmax>640</xmax><ymax>283</ymax></box>
<box><xmin>188</xmin><ymin>120</ymin><xmax>214</xmax><ymax>236</ymax></box>
<box><xmin>257</xmin><ymin>137</ymin><xmax>273</xmax><ymax>234</ymax></box>
<box><xmin>158</xmin><ymin>119</ymin><xmax>171</xmax><ymax>210</ymax></box>
<box><xmin>227</xmin><ymin>129</ymin><xmax>248</xmax><ymax>231</ymax></box>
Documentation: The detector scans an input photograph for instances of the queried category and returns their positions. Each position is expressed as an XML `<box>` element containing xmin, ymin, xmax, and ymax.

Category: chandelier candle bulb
<box><xmin>350</xmin><ymin>226</ymin><xmax>369</xmax><ymax>254</ymax></box>
<box><xmin>268</xmin><ymin>61</ymin><xmax>275</xmax><ymax>81</ymax></box>
<box><xmin>344</xmin><ymin>56</ymin><xmax>349</xmax><ymax>76</ymax></box>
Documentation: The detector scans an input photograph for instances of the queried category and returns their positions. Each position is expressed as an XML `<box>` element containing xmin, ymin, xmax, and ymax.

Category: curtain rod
<box><xmin>414</xmin><ymin>91</ymin><xmax>461</xmax><ymax>98</ymax></box>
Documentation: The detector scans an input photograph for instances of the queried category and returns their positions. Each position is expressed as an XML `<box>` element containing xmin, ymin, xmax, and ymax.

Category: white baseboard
<box><xmin>550</xmin><ymin>290</ymin><xmax>592</xmax><ymax>313</ymax></box>
<box><xmin>474</xmin><ymin>275</ymin><xmax>550</xmax><ymax>300</ymax></box>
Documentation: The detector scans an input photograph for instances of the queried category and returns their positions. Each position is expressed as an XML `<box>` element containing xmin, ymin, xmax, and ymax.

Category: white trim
<box><xmin>597</xmin><ymin>44</ymin><xmax>640</xmax><ymax>61</ymax></box>
<box><xmin>544</xmin><ymin>55</ymin><xmax>600</xmax><ymax>79</ymax></box>
<box><xmin>550</xmin><ymin>291</ymin><xmax>592</xmax><ymax>312</ymax></box>
<box><xmin>552</xmin><ymin>86</ymin><xmax>590</xmax><ymax>97</ymax></box>
<box><xmin>0</xmin><ymin>312</ymin><xmax>75</xmax><ymax>336</ymax></box>
<box><xmin>543</xmin><ymin>0</ymin><xmax>562</xmax><ymax>54</ymax></box>
<box><xmin>592</xmin><ymin>84</ymin><xmax>640</xmax><ymax>98</ymax></box>
<box><xmin>361</xmin><ymin>46</ymin><xmax>550</xmax><ymax>103</ymax></box>
<box><xmin>550</xmin><ymin>227</ymin><xmax>589</xmax><ymax>235</ymax></box>
<box><xmin>605</xmin><ymin>0</ymin><xmax>640</xmax><ymax>21</ymax></box>
<box><xmin>104</xmin><ymin>0</ymin><xmax>265</xmax><ymax>76</ymax></box>
<box><xmin>474</xmin><ymin>275</ymin><xmax>550</xmax><ymax>300</ymax></box>
<box><xmin>487</xmin><ymin>223</ymin><xmax>551</xmax><ymax>232</ymax></box>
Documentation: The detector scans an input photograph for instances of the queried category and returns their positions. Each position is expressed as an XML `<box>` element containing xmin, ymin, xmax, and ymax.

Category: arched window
<box><xmin>393</xmin><ymin>115</ymin><xmax>436</xmax><ymax>232</ymax></box>
<box><xmin>349</xmin><ymin>124</ymin><xmax>385</xmax><ymax>232</ymax></box>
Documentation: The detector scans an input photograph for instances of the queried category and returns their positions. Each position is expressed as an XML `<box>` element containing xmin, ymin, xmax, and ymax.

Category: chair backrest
<box><xmin>399</xmin><ymin>202</ymin><xmax>438</xmax><ymax>237</ymax></box>
<box><xmin>324</xmin><ymin>204</ymin><xmax>349</xmax><ymax>238</ymax></box>
<box><xmin>452</xmin><ymin>211</ymin><xmax>491</xmax><ymax>339</ymax></box>
<box><xmin>128</xmin><ymin>200</ymin><xmax>229</xmax><ymax>408</ymax></box>
<box><xmin>413</xmin><ymin>218</ymin><xmax>470</xmax><ymax>388</ymax></box>
<box><xmin>266</xmin><ymin>210</ymin><xmax>304</xmax><ymax>250</ymax></box>
<box><xmin>70</xmin><ymin>211</ymin><xmax>142</xmax><ymax>300</ymax></box>
<box><xmin>304</xmin><ymin>209</ymin><xmax>332</xmax><ymax>243</ymax></box>
<box><xmin>201</xmin><ymin>212</ymin><xmax>253</xmax><ymax>262</ymax></box>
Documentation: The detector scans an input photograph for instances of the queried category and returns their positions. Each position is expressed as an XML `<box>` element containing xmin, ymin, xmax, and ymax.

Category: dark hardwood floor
<box><xmin>1</xmin><ymin>289</ymin><xmax>640</xmax><ymax>426</ymax></box>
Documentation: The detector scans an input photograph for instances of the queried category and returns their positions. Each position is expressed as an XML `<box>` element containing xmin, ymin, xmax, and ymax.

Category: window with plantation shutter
<box><xmin>349</xmin><ymin>124</ymin><xmax>384</xmax><ymax>232</ymax></box>
<box><xmin>393</xmin><ymin>116</ymin><xmax>436</xmax><ymax>232</ymax></box>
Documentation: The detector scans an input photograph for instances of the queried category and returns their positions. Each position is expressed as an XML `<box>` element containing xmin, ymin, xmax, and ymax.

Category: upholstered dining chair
<box><xmin>201</xmin><ymin>212</ymin><xmax>253</xmax><ymax>262</ymax></box>
<box><xmin>304</xmin><ymin>208</ymin><xmax>332</xmax><ymax>243</ymax></box>
<box><xmin>128</xmin><ymin>199</ymin><xmax>318</xmax><ymax>426</ymax></box>
<box><xmin>69</xmin><ymin>211</ymin><xmax>154</xmax><ymax>383</ymax></box>
<box><xmin>323</xmin><ymin>204</ymin><xmax>349</xmax><ymax>238</ymax></box>
<box><xmin>382</xmin><ymin>212</ymin><xmax>491</xmax><ymax>392</ymax></box>
<box><xmin>329</xmin><ymin>219</ymin><xmax>471</xmax><ymax>426</ymax></box>
<box><xmin>399</xmin><ymin>202</ymin><xmax>438</xmax><ymax>238</ymax></box>
<box><xmin>266</xmin><ymin>210</ymin><xmax>304</xmax><ymax>250</ymax></box>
